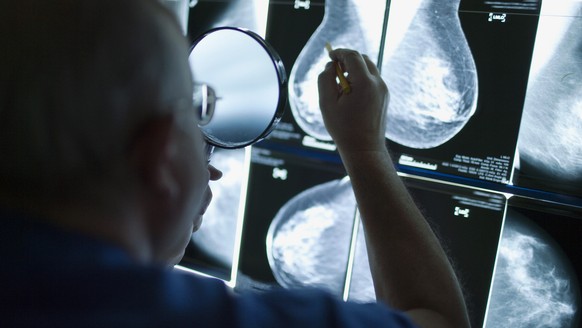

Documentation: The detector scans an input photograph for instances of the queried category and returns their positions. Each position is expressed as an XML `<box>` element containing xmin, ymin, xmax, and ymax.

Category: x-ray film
<box><xmin>265</xmin><ymin>1</ymin><xmax>544</xmax><ymax>186</ymax></box>
<box><xmin>267</xmin><ymin>176</ymin><xmax>357</xmax><ymax>296</ymax></box>
<box><xmin>387</xmin><ymin>0</ymin><xmax>540</xmax><ymax>185</ymax></box>
<box><xmin>347</xmin><ymin>178</ymin><xmax>506</xmax><ymax>328</ymax></box>
<box><xmin>237</xmin><ymin>146</ymin><xmax>349</xmax><ymax>293</ymax></box>
<box><xmin>249</xmin><ymin>169</ymin><xmax>506</xmax><ymax>327</ymax></box>
<box><xmin>288</xmin><ymin>0</ymin><xmax>387</xmax><ymax>142</ymax></box>
<box><xmin>486</xmin><ymin>199</ymin><xmax>582</xmax><ymax>328</ymax></box>
<box><xmin>264</xmin><ymin>0</ymin><xmax>387</xmax><ymax>151</ymax></box>
<box><xmin>514</xmin><ymin>0</ymin><xmax>582</xmax><ymax>197</ymax></box>
<box><xmin>382</xmin><ymin>0</ymin><xmax>478</xmax><ymax>149</ymax></box>
<box><xmin>347</xmin><ymin>185</ymin><xmax>582</xmax><ymax>328</ymax></box>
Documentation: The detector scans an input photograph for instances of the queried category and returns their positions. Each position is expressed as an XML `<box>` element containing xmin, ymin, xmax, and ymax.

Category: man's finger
<box><xmin>329</xmin><ymin>49</ymin><xmax>369</xmax><ymax>80</ymax></box>
<box><xmin>362</xmin><ymin>54</ymin><xmax>381</xmax><ymax>77</ymax></box>
<box><xmin>318</xmin><ymin>61</ymin><xmax>341</xmax><ymax>104</ymax></box>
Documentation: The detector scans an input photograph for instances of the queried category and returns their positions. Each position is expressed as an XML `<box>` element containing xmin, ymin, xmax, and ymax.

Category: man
<box><xmin>0</xmin><ymin>0</ymin><xmax>469</xmax><ymax>327</ymax></box>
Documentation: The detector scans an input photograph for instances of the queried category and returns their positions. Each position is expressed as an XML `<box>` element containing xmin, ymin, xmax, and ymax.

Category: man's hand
<box><xmin>318</xmin><ymin>49</ymin><xmax>389</xmax><ymax>154</ymax></box>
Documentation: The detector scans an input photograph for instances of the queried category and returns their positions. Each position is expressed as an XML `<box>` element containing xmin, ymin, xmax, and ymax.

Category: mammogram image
<box><xmin>516</xmin><ymin>1</ymin><xmax>582</xmax><ymax>189</ymax></box>
<box><xmin>289</xmin><ymin>0</ymin><xmax>478</xmax><ymax>148</ymax></box>
<box><xmin>381</xmin><ymin>0</ymin><xmax>478</xmax><ymax>149</ymax></box>
<box><xmin>266</xmin><ymin>177</ymin><xmax>357</xmax><ymax>297</ymax></box>
<box><xmin>485</xmin><ymin>210</ymin><xmax>580</xmax><ymax>328</ymax></box>
<box><xmin>289</xmin><ymin>0</ymin><xmax>387</xmax><ymax>141</ymax></box>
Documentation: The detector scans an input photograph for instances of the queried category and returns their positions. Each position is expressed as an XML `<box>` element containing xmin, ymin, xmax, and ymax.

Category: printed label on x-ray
<box><xmin>441</xmin><ymin>154</ymin><xmax>511</xmax><ymax>183</ymax></box>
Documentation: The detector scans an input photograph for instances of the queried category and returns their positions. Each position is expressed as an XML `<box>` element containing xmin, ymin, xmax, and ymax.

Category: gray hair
<box><xmin>0</xmin><ymin>0</ymin><xmax>190</xmax><ymax>200</ymax></box>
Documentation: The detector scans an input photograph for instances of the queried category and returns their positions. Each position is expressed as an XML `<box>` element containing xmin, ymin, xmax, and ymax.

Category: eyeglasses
<box><xmin>192</xmin><ymin>83</ymin><xmax>217</xmax><ymax>126</ymax></box>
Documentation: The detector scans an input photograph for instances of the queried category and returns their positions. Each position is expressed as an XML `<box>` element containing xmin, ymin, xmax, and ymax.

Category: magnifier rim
<box><xmin>189</xmin><ymin>26</ymin><xmax>287</xmax><ymax>149</ymax></box>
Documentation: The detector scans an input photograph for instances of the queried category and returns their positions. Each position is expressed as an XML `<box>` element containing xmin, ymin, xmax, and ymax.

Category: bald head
<box><xmin>0</xmin><ymin>0</ymin><xmax>193</xmax><ymax>200</ymax></box>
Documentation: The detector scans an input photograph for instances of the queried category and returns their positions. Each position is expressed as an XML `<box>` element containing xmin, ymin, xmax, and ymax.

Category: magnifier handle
<box><xmin>205</xmin><ymin>143</ymin><xmax>215</xmax><ymax>164</ymax></box>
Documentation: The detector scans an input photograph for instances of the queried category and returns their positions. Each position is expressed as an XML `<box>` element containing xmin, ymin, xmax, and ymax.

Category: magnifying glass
<box><xmin>188</xmin><ymin>27</ymin><xmax>287</xmax><ymax>157</ymax></box>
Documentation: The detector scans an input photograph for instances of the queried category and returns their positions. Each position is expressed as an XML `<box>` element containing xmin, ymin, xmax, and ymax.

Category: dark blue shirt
<box><xmin>0</xmin><ymin>209</ymin><xmax>417</xmax><ymax>327</ymax></box>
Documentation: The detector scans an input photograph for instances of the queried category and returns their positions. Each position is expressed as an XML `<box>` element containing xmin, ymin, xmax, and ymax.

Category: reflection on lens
<box><xmin>193</xmin><ymin>83</ymin><xmax>216</xmax><ymax>126</ymax></box>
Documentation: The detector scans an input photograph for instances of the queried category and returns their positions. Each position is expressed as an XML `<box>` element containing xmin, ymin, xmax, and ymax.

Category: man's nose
<box><xmin>208</xmin><ymin>164</ymin><xmax>223</xmax><ymax>181</ymax></box>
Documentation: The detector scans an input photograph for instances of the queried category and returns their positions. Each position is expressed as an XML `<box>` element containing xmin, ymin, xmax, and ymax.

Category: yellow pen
<box><xmin>325</xmin><ymin>42</ymin><xmax>351</xmax><ymax>94</ymax></box>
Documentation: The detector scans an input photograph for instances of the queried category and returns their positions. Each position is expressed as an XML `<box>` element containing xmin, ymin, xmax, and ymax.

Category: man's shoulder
<box><xmin>0</xmin><ymin>214</ymin><xmax>416</xmax><ymax>327</ymax></box>
<box><xmin>232</xmin><ymin>287</ymin><xmax>418</xmax><ymax>328</ymax></box>
<box><xmin>2</xmin><ymin>264</ymin><xmax>417</xmax><ymax>327</ymax></box>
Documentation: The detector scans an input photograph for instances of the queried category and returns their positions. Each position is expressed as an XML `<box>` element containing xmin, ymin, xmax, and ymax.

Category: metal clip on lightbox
<box><xmin>188</xmin><ymin>27</ymin><xmax>287</xmax><ymax>159</ymax></box>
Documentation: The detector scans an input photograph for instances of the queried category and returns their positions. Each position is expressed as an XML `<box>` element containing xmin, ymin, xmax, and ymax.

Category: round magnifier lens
<box><xmin>189</xmin><ymin>27</ymin><xmax>287</xmax><ymax>149</ymax></box>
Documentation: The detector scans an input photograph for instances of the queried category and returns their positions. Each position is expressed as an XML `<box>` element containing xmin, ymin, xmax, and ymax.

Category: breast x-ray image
<box><xmin>267</xmin><ymin>177</ymin><xmax>357</xmax><ymax>297</ymax></box>
<box><xmin>288</xmin><ymin>0</ymin><xmax>387</xmax><ymax>141</ymax></box>
<box><xmin>387</xmin><ymin>1</ymin><xmax>541</xmax><ymax>184</ymax></box>
<box><xmin>485</xmin><ymin>202</ymin><xmax>581</xmax><ymax>328</ymax></box>
<box><xmin>348</xmin><ymin>192</ymin><xmax>582</xmax><ymax>328</ymax></box>
<box><xmin>348</xmin><ymin>180</ymin><xmax>505</xmax><ymax>328</ymax></box>
<box><xmin>384</xmin><ymin>0</ymin><xmax>548</xmax><ymax>154</ymax></box>
<box><xmin>237</xmin><ymin>146</ymin><xmax>348</xmax><ymax>288</ymax></box>
<box><xmin>514</xmin><ymin>0</ymin><xmax>582</xmax><ymax>197</ymax></box>
<box><xmin>381</xmin><ymin>0</ymin><xmax>478</xmax><ymax>149</ymax></box>
<box><xmin>267</xmin><ymin>1</ymin><xmax>540</xmax><ymax>185</ymax></box>
<box><xmin>286</xmin><ymin>0</ymin><xmax>478</xmax><ymax>147</ymax></box>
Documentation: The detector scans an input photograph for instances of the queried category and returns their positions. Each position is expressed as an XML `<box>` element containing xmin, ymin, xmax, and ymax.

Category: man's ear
<box><xmin>128</xmin><ymin>115</ymin><xmax>179</xmax><ymax>200</ymax></box>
